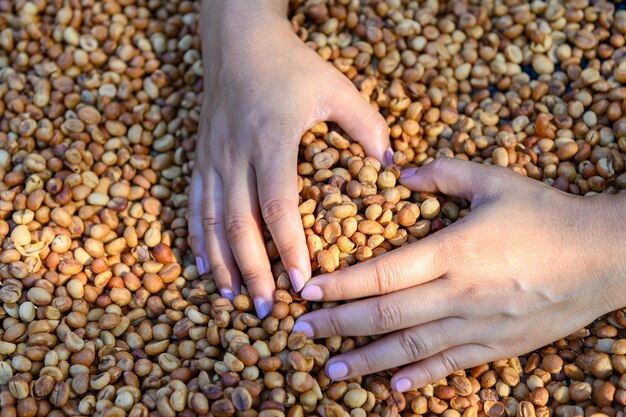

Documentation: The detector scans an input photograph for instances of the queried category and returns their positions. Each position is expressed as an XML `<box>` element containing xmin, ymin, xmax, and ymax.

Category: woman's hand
<box><xmin>293</xmin><ymin>158</ymin><xmax>626</xmax><ymax>391</ymax></box>
<box><xmin>188</xmin><ymin>1</ymin><xmax>390</xmax><ymax>317</ymax></box>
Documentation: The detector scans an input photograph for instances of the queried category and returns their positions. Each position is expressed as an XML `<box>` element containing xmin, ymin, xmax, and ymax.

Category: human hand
<box><xmin>188</xmin><ymin>1</ymin><xmax>390</xmax><ymax>317</ymax></box>
<box><xmin>293</xmin><ymin>157</ymin><xmax>626</xmax><ymax>391</ymax></box>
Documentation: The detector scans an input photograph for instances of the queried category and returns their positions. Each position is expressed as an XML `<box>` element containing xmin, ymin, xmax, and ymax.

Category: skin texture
<box><xmin>190</xmin><ymin>1</ymin><xmax>626</xmax><ymax>390</ymax></box>
<box><xmin>188</xmin><ymin>1</ymin><xmax>390</xmax><ymax>317</ymax></box>
<box><xmin>293</xmin><ymin>158</ymin><xmax>626</xmax><ymax>392</ymax></box>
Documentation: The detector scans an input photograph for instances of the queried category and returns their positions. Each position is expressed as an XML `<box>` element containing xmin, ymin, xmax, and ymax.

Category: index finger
<box><xmin>255</xmin><ymin>144</ymin><xmax>311</xmax><ymax>292</ymax></box>
<box><xmin>295</xmin><ymin>279</ymin><xmax>457</xmax><ymax>338</ymax></box>
<box><xmin>300</xmin><ymin>229</ymin><xmax>456</xmax><ymax>301</ymax></box>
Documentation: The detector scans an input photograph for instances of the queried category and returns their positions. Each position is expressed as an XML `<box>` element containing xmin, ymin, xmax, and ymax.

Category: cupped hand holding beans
<box><xmin>294</xmin><ymin>157</ymin><xmax>626</xmax><ymax>392</ymax></box>
<box><xmin>188</xmin><ymin>1</ymin><xmax>390</xmax><ymax>317</ymax></box>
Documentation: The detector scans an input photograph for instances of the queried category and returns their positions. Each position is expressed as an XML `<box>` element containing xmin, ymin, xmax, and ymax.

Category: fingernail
<box><xmin>289</xmin><ymin>268</ymin><xmax>305</xmax><ymax>292</ymax></box>
<box><xmin>400</xmin><ymin>167</ymin><xmax>418</xmax><ymax>179</ymax></box>
<box><xmin>326</xmin><ymin>361</ymin><xmax>349</xmax><ymax>380</ymax></box>
<box><xmin>384</xmin><ymin>147</ymin><xmax>394</xmax><ymax>166</ymax></box>
<box><xmin>196</xmin><ymin>256</ymin><xmax>206</xmax><ymax>275</ymax></box>
<box><xmin>394</xmin><ymin>378</ymin><xmax>412</xmax><ymax>393</ymax></box>
<box><xmin>254</xmin><ymin>297</ymin><xmax>272</xmax><ymax>319</ymax></box>
<box><xmin>301</xmin><ymin>285</ymin><xmax>323</xmax><ymax>301</ymax></box>
<box><xmin>220</xmin><ymin>289</ymin><xmax>234</xmax><ymax>301</ymax></box>
<box><xmin>292</xmin><ymin>321</ymin><xmax>314</xmax><ymax>338</ymax></box>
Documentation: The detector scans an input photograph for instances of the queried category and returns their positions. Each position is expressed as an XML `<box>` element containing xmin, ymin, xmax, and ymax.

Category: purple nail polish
<box><xmin>400</xmin><ymin>167</ymin><xmax>418</xmax><ymax>179</ymax></box>
<box><xmin>289</xmin><ymin>268</ymin><xmax>305</xmax><ymax>292</ymax></box>
<box><xmin>221</xmin><ymin>289</ymin><xmax>234</xmax><ymax>301</ymax></box>
<box><xmin>301</xmin><ymin>285</ymin><xmax>323</xmax><ymax>301</ymax></box>
<box><xmin>292</xmin><ymin>321</ymin><xmax>314</xmax><ymax>338</ymax></box>
<box><xmin>385</xmin><ymin>147</ymin><xmax>394</xmax><ymax>166</ymax></box>
<box><xmin>196</xmin><ymin>256</ymin><xmax>206</xmax><ymax>275</ymax></box>
<box><xmin>253</xmin><ymin>297</ymin><xmax>272</xmax><ymax>319</ymax></box>
<box><xmin>326</xmin><ymin>361</ymin><xmax>349</xmax><ymax>380</ymax></box>
<box><xmin>394</xmin><ymin>378</ymin><xmax>411</xmax><ymax>393</ymax></box>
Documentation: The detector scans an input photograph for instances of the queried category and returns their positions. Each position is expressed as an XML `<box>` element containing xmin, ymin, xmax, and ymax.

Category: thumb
<box><xmin>326</xmin><ymin>77</ymin><xmax>391</xmax><ymax>164</ymax></box>
<box><xmin>399</xmin><ymin>157</ymin><xmax>502</xmax><ymax>201</ymax></box>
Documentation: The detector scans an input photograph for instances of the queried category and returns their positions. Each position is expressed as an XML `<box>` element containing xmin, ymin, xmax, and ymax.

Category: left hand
<box><xmin>292</xmin><ymin>158</ymin><xmax>626</xmax><ymax>392</ymax></box>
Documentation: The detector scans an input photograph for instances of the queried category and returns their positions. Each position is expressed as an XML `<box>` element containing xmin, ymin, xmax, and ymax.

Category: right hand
<box><xmin>188</xmin><ymin>1</ymin><xmax>391</xmax><ymax>317</ymax></box>
<box><xmin>294</xmin><ymin>158</ymin><xmax>626</xmax><ymax>390</ymax></box>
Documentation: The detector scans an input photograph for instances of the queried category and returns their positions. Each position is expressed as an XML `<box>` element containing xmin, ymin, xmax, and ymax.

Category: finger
<box><xmin>188</xmin><ymin>170</ymin><xmax>210</xmax><ymax>275</ymax></box>
<box><xmin>321</xmin><ymin>317</ymin><xmax>471</xmax><ymax>381</ymax></box>
<box><xmin>399</xmin><ymin>157</ymin><xmax>500</xmax><ymax>201</ymax></box>
<box><xmin>202</xmin><ymin>168</ymin><xmax>241</xmax><ymax>300</ymax></box>
<box><xmin>255</xmin><ymin>149</ymin><xmax>311</xmax><ymax>292</ymax></box>
<box><xmin>390</xmin><ymin>344</ymin><xmax>491</xmax><ymax>392</ymax></box>
<box><xmin>294</xmin><ymin>279</ymin><xmax>457</xmax><ymax>337</ymax></box>
<box><xmin>327</xmin><ymin>76</ymin><xmax>391</xmax><ymax>164</ymax></box>
<box><xmin>300</xmin><ymin>230</ymin><xmax>454</xmax><ymax>301</ymax></box>
<box><xmin>223</xmin><ymin>169</ymin><xmax>275</xmax><ymax>318</ymax></box>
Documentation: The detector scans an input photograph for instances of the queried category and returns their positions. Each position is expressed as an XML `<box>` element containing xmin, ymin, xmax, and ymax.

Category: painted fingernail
<box><xmin>220</xmin><ymin>289</ymin><xmax>234</xmax><ymax>301</ymax></box>
<box><xmin>326</xmin><ymin>361</ymin><xmax>349</xmax><ymax>380</ymax></box>
<box><xmin>254</xmin><ymin>297</ymin><xmax>272</xmax><ymax>319</ymax></box>
<box><xmin>384</xmin><ymin>147</ymin><xmax>394</xmax><ymax>166</ymax></box>
<box><xmin>301</xmin><ymin>285</ymin><xmax>323</xmax><ymax>301</ymax></box>
<box><xmin>292</xmin><ymin>321</ymin><xmax>314</xmax><ymax>338</ymax></box>
<box><xmin>400</xmin><ymin>167</ymin><xmax>418</xmax><ymax>179</ymax></box>
<box><xmin>289</xmin><ymin>268</ymin><xmax>305</xmax><ymax>292</ymax></box>
<box><xmin>394</xmin><ymin>378</ymin><xmax>412</xmax><ymax>393</ymax></box>
<box><xmin>196</xmin><ymin>256</ymin><xmax>207</xmax><ymax>275</ymax></box>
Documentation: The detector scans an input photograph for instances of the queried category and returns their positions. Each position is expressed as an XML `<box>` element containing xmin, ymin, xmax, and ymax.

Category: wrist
<box><xmin>202</xmin><ymin>0</ymin><xmax>288</xmax><ymax>16</ymax></box>
<box><xmin>201</xmin><ymin>0</ymin><xmax>289</xmax><ymax>39</ymax></box>
<box><xmin>583</xmin><ymin>193</ymin><xmax>626</xmax><ymax>311</ymax></box>
<box><xmin>200</xmin><ymin>0</ymin><xmax>292</xmax><ymax>73</ymax></box>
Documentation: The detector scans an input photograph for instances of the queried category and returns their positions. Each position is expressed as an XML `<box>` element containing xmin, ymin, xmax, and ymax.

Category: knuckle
<box><xmin>326</xmin><ymin>311</ymin><xmax>345</xmax><ymax>336</ymax></box>
<box><xmin>430</xmin><ymin>236</ymin><xmax>449</xmax><ymax>275</ymax></box>
<box><xmin>274</xmin><ymin>238</ymin><xmax>297</xmax><ymax>258</ymax></box>
<box><xmin>439</xmin><ymin>351</ymin><xmax>461</xmax><ymax>375</ymax></box>
<box><xmin>359</xmin><ymin>350</ymin><xmax>380</xmax><ymax>374</ymax></box>
<box><xmin>211</xmin><ymin>261</ymin><xmax>233</xmax><ymax>283</ymax></box>
<box><xmin>255</xmin><ymin>119</ymin><xmax>280</xmax><ymax>139</ymax></box>
<box><xmin>187</xmin><ymin>201</ymin><xmax>201</xmax><ymax>217</ymax></box>
<box><xmin>430</xmin><ymin>232</ymin><xmax>456</xmax><ymax>276</ymax></box>
<box><xmin>398</xmin><ymin>330</ymin><xmax>428</xmax><ymax>362</ymax></box>
<box><xmin>253</xmin><ymin>115</ymin><xmax>300</xmax><ymax>142</ymax></box>
<box><xmin>429</xmin><ymin>157</ymin><xmax>451</xmax><ymax>173</ymax></box>
<box><xmin>261</xmin><ymin>198</ymin><xmax>294</xmax><ymax>227</ymax></box>
<box><xmin>195</xmin><ymin>135</ymin><xmax>210</xmax><ymax>158</ymax></box>
<box><xmin>372</xmin><ymin>259</ymin><xmax>396</xmax><ymax>294</ymax></box>
<box><xmin>241</xmin><ymin>269</ymin><xmax>271</xmax><ymax>288</ymax></box>
<box><xmin>457</xmin><ymin>283</ymin><xmax>482</xmax><ymax>309</ymax></box>
<box><xmin>188</xmin><ymin>234</ymin><xmax>203</xmax><ymax>247</ymax></box>
<box><xmin>211</xmin><ymin>261</ymin><xmax>229</xmax><ymax>276</ymax></box>
<box><xmin>224</xmin><ymin>216</ymin><xmax>253</xmax><ymax>240</ymax></box>
<box><xmin>370</xmin><ymin>298</ymin><xmax>403</xmax><ymax>334</ymax></box>
<box><xmin>334</xmin><ymin>280</ymin><xmax>351</xmax><ymax>300</ymax></box>
<box><xmin>421</xmin><ymin>365</ymin><xmax>438</xmax><ymax>385</ymax></box>
<box><xmin>201</xmin><ymin>214</ymin><xmax>221</xmax><ymax>234</ymax></box>
<box><xmin>201</xmin><ymin>137</ymin><xmax>221</xmax><ymax>165</ymax></box>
